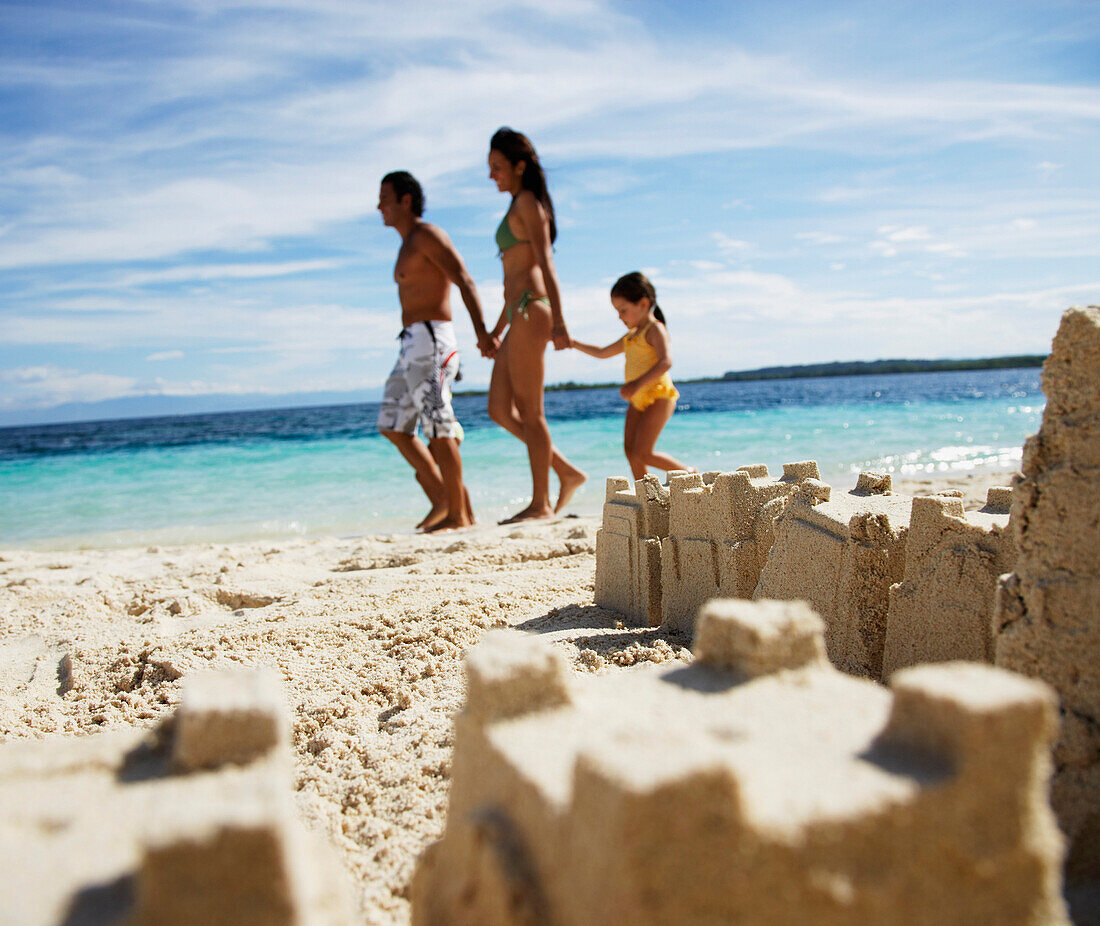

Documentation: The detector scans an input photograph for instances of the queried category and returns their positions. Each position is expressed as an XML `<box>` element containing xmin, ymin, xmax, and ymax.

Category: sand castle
<box><xmin>412</xmin><ymin>599</ymin><xmax>1069</xmax><ymax>925</ymax></box>
<box><xmin>754</xmin><ymin>471</ymin><xmax>914</xmax><ymax>679</ymax></box>
<box><xmin>993</xmin><ymin>305</ymin><xmax>1100</xmax><ymax>888</ymax></box>
<box><xmin>595</xmin><ymin>466</ymin><xmax>1024</xmax><ymax>685</ymax></box>
<box><xmin>882</xmin><ymin>488</ymin><xmax>1015</xmax><ymax>676</ymax></box>
<box><xmin>660</xmin><ymin>462</ymin><xmax>821</xmax><ymax>634</ymax></box>
<box><xmin>594</xmin><ymin>462</ymin><xmax>820</xmax><ymax>630</ymax></box>
<box><xmin>0</xmin><ymin>668</ymin><xmax>351</xmax><ymax>926</ymax></box>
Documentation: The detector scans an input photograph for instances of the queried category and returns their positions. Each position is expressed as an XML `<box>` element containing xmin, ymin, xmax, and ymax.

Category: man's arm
<box><xmin>419</xmin><ymin>225</ymin><xmax>497</xmax><ymax>357</ymax></box>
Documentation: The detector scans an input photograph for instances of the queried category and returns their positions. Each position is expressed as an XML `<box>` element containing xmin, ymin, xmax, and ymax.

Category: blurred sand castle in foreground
<box><xmin>0</xmin><ymin>669</ymin><xmax>352</xmax><ymax>926</ymax></box>
<box><xmin>413</xmin><ymin>600</ymin><xmax>1069</xmax><ymax>924</ymax></box>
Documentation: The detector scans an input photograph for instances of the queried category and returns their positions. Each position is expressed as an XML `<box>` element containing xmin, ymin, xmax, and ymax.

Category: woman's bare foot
<box><xmin>554</xmin><ymin>466</ymin><xmax>587</xmax><ymax>514</ymax></box>
<box><xmin>499</xmin><ymin>503</ymin><xmax>554</xmax><ymax>525</ymax></box>
<box><xmin>425</xmin><ymin>514</ymin><xmax>475</xmax><ymax>533</ymax></box>
<box><xmin>416</xmin><ymin>502</ymin><xmax>448</xmax><ymax>532</ymax></box>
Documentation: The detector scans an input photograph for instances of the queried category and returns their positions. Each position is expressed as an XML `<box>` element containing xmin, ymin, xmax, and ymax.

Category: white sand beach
<box><xmin>0</xmin><ymin>469</ymin><xmax>1017</xmax><ymax>923</ymax></box>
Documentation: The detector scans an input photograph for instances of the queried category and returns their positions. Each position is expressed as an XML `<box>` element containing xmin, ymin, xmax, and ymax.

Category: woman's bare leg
<box><xmin>488</xmin><ymin>330</ymin><xmax>586</xmax><ymax>515</ymax></box>
<box><xmin>499</xmin><ymin>311</ymin><xmax>553</xmax><ymax>521</ymax></box>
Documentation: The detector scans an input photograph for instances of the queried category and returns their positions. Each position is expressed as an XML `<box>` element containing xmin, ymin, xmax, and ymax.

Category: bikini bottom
<box><xmin>506</xmin><ymin>289</ymin><xmax>549</xmax><ymax>324</ymax></box>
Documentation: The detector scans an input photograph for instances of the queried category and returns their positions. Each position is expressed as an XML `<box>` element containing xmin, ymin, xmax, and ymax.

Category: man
<box><xmin>376</xmin><ymin>171</ymin><xmax>496</xmax><ymax>531</ymax></box>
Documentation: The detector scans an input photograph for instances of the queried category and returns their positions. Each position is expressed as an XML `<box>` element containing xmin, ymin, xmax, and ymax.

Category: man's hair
<box><xmin>381</xmin><ymin>171</ymin><xmax>425</xmax><ymax>217</ymax></box>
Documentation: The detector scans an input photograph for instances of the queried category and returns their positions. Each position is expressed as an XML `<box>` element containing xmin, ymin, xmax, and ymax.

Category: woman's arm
<box><xmin>571</xmin><ymin>337</ymin><xmax>624</xmax><ymax>359</ymax></box>
<box><xmin>514</xmin><ymin>191</ymin><xmax>569</xmax><ymax>349</ymax></box>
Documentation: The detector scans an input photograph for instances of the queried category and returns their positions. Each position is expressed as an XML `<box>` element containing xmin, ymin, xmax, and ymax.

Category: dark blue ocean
<box><xmin>0</xmin><ymin>369</ymin><xmax>1043</xmax><ymax>549</ymax></box>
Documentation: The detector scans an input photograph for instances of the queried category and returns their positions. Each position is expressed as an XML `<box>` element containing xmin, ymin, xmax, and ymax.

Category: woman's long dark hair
<box><xmin>490</xmin><ymin>127</ymin><xmax>556</xmax><ymax>244</ymax></box>
<box><xmin>611</xmin><ymin>271</ymin><xmax>666</xmax><ymax>325</ymax></box>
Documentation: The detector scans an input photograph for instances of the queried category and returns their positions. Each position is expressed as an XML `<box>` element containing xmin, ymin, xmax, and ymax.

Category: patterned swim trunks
<box><xmin>376</xmin><ymin>320</ymin><xmax>462</xmax><ymax>440</ymax></box>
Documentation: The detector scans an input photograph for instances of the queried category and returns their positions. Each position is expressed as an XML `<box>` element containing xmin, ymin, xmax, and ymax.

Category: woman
<box><xmin>486</xmin><ymin>127</ymin><xmax>586</xmax><ymax>523</ymax></box>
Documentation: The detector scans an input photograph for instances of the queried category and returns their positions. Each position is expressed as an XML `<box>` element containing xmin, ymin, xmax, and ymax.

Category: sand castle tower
<box><xmin>659</xmin><ymin>462</ymin><xmax>820</xmax><ymax>635</ymax></box>
<box><xmin>882</xmin><ymin>488</ymin><xmax>1016</xmax><ymax>676</ymax></box>
<box><xmin>754</xmin><ymin>472</ymin><xmax>913</xmax><ymax>679</ymax></box>
<box><xmin>0</xmin><ymin>669</ymin><xmax>351</xmax><ymax>926</ymax></box>
<box><xmin>412</xmin><ymin>600</ymin><xmax>1068</xmax><ymax>925</ymax></box>
<box><xmin>993</xmin><ymin>305</ymin><xmax>1100</xmax><ymax>889</ymax></box>
<box><xmin>594</xmin><ymin>474</ymin><xmax>670</xmax><ymax>625</ymax></box>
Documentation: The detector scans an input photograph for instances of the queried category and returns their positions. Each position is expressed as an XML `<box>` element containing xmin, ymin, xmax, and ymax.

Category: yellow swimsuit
<box><xmin>623</xmin><ymin>320</ymin><xmax>679</xmax><ymax>411</ymax></box>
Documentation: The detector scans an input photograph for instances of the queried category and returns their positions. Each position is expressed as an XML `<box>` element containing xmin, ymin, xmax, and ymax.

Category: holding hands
<box><xmin>477</xmin><ymin>330</ymin><xmax>500</xmax><ymax>359</ymax></box>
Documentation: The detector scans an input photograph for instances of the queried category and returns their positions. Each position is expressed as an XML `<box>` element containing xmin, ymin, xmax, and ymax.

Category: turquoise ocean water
<box><xmin>0</xmin><ymin>369</ymin><xmax>1042</xmax><ymax>550</ymax></box>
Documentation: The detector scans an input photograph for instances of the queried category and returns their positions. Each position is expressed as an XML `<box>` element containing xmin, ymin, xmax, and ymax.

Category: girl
<box><xmin>486</xmin><ymin>127</ymin><xmax>586</xmax><ymax>523</ymax></box>
<box><xmin>571</xmin><ymin>272</ymin><xmax>694</xmax><ymax>479</ymax></box>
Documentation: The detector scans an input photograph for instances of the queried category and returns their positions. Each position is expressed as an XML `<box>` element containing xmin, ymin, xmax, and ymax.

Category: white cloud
<box><xmin>923</xmin><ymin>242</ymin><xmax>968</xmax><ymax>258</ymax></box>
<box><xmin>817</xmin><ymin>185</ymin><xmax>895</xmax><ymax>203</ymax></box>
<box><xmin>1036</xmin><ymin>160</ymin><xmax>1063</xmax><ymax>180</ymax></box>
<box><xmin>145</xmin><ymin>350</ymin><xmax>184</xmax><ymax>362</ymax></box>
<box><xmin>712</xmin><ymin>232</ymin><xmax>754</xmax><ymax>255</ymax></box>
<box><xmin>880</xmin><ymin>225</ymin><xmax>932</xmax><ymax>242</ymax></box>
<box><xmin>0</xmin><ymin>365</ymin><xmax>138</xmax><ymax>409</ymax></box>
<box><xmin>797</xmin><ymin>231</ymin><xmax>845</xmax><ymax>245</ymax></box>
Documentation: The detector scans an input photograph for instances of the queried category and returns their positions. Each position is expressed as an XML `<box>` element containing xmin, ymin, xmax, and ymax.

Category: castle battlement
<box><xmin>754</xmin><ymin>472</ymin><xmax>914</xmax><ymax>678</ymax></box>
<box><xmin>413</xmin><ymin>600</ymin><xmax>1068</xmax><ymax>926</ymax></box>
<box><xmin>884</xmin><ymin>490</ymin><xmax>1015</xmax><ymax>676</ymax></box>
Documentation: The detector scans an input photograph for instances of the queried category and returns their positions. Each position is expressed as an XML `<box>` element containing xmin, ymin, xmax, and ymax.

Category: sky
<box><xmin>1</xmin><ymin>0</ymin><xmax>1098</xmax><ymax>423</ymax></box>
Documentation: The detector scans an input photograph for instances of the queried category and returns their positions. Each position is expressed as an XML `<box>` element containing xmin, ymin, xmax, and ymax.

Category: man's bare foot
<box><xmin>554</xmin><ymin>467</ymin><xmax>587</xmax><ymax>514</ymax></box>
<box><xmin>425</xmin><ymin>514</ymin><xmax>475</xmax><ymax>533</ymax></box>
<box><xmin>499</xmin><ymin>503</ymin><xmax>554</xmax><ymax>525</ymax></box>
<box><xmin>416</xmin><ymin>502</ymin><xmax>448</xmax><ymax>532</ymax></box>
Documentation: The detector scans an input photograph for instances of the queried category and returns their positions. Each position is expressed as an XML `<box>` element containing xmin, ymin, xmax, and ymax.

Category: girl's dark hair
<box><xmin>611</xmin><ymin>271</ymin><xmax>666</xmax><ymax>325</ymax></box>
<box><xmin>490</xmin><ymin>127</ymin><xmax>556</xmax><ymax>243</ymax></box>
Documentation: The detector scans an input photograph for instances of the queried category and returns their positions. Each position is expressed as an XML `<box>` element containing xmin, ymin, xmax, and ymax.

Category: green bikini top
<box><xmin>495</xmin><ymin>209</ymin><xmax>528</xmax><ymax>253</ymax></box>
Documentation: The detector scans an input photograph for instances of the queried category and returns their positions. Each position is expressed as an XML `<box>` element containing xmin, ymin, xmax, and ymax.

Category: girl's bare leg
<box><xmin>628</xmin><ymin>399</ymin><xmax>694</xmax><ymax>476</ymax></box>
<box><xmin>488</xmin><ymin>329</ymin><xmax>586</xmax><ymax>515</ymax></box>
<box><xmin>623</xmin><ymin>405</ymin><xmax>646</xmax><ymax>479</ymax></box>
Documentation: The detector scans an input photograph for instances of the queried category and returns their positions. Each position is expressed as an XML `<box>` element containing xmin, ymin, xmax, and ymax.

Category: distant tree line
<box><xmin>719</xmin><ymin>356</ymin><xmax>1045</xmax><ymax>382</ymax></box>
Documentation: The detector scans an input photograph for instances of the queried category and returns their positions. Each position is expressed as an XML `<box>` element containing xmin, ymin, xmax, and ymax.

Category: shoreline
<box><xmin>1</xmin><ymin>467</ymin><xmax>1015</xmax><ymax>554</ymax></box>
